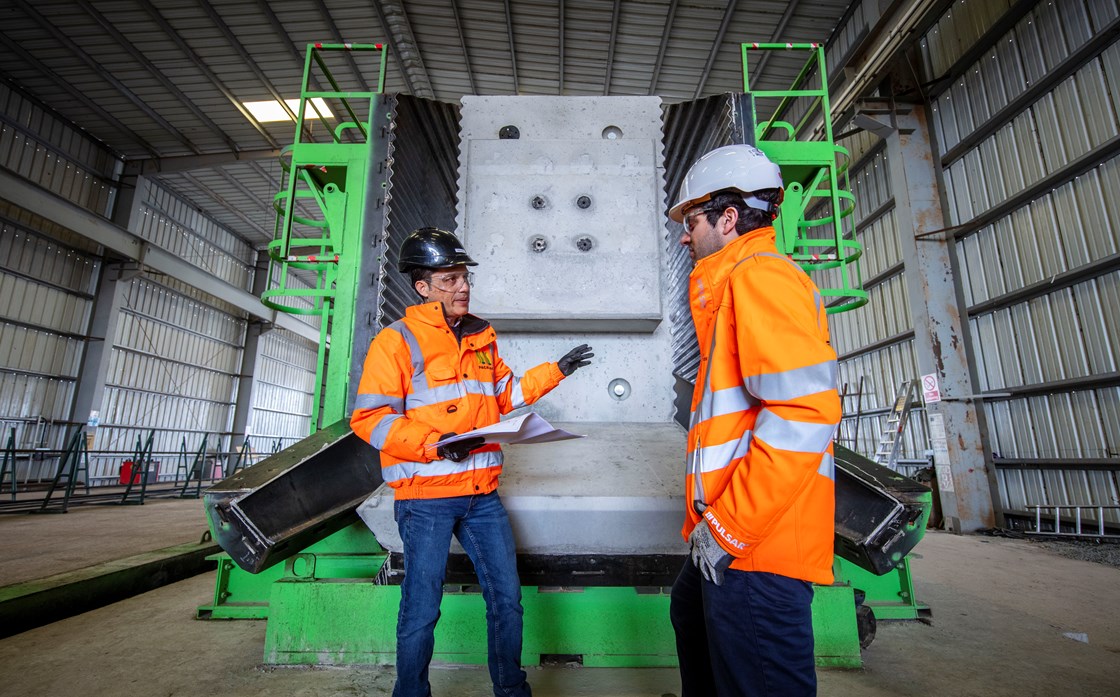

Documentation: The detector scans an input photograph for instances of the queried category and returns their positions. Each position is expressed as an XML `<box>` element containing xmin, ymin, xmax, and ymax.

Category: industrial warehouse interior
<box><xmin>1</xmin><ymin>0</ymin><xmax>1118</xmax><ymax>695</ymax></box>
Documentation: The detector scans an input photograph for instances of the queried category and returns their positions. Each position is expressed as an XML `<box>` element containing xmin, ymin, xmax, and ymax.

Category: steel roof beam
<box><xmin>449</xmin><ymin>0</ymin><xmax>477</xmax><ymax>94</ymax></box>
<box><xmin>602</xmin><ymin>0</ymin><xmax>622</xmax><ymax>95</ymax></box>
<box><xmin>193</xmin><ymin>0</ymin><xmax>316</xmax><ymax>143</ymax></box>
<box><xmin>647</xmin><ymin>0</ymin><xmax>680</xmax><ymax>95</ymax></box>
<box><xmin>372</xmin><ymin>0</ymin><xmax>434</xmax><ymax>98</ymax></box>
<box><xmin>0</xmin><ymin>41</ymin><xmax>159</xmax><ymax>159</ymax></box>
<box><xmin>750</xmin><ymin>0</ymin><xmax>804</xmax><ymax>87</ymax></box>
<box><xmin>179</xmin><ymin>172</ymin><xmax>273</xmax><ymax>242</ymax></box>
<box><xmin>558</xmin><ymin>0</ymin><xmax>565</xmax><ymax>94</ymax></box>
<box><xmin>74</xmin><ymin>0</ymin><xmax>244</xmax><ymax>156</ymax></box>
<box><xmin>693</xmin><ymin>0</ymin><xmax>740</xmax><ymax>99</ymax></box>
<box><xmin>503</xmin><ymin>0</ymin><xmax>520</xmax><ymax>93</ymax></box>
<box><xmin>123</xmin><ymin>150</ymin><xmax>281</xmax><ymax>176</ymax></box>
<box><xmin>135</xmin><ymin>0</ymin><xmax>279</xmax><ymax>149</ymax></box>
<box><xmin>816</xmin><ymin>0</ymin><xmax>945</xmax><ymax>135</ymax></box>
<box><xmin>11</xmin><ymin>0</ymin><xmax>199</xmax><ymax>155</ymax></box>
<box><xmin>0</xmin><ymin>165</ymin><xmax>318</xmax><ymax>342</ymax></box>
<box><xmin>310</xmin><ymin>0</ymin><xmax>372</xmax><ymax>93</ymax></box>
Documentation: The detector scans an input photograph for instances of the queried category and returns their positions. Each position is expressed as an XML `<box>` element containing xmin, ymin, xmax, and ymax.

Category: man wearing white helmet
<box><xmin>667</xmin><ymin>144</ymin><xmax>841</xmax><ymax>696</ymax></box>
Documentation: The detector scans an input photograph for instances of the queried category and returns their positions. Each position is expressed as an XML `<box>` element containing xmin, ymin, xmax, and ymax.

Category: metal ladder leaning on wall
<box><xmin>874</xmin><ymin>379</ymin><xmax>918</xmax><ymax>470</ymax></box>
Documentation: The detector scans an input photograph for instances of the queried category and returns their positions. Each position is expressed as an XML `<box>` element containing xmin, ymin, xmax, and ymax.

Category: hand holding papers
<box><xmin>432</xmin><ymin>413</ymin><xmax>584</xmax><ymax>447</ymax></box>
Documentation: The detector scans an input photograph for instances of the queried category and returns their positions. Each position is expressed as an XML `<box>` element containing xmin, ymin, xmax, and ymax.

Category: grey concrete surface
<box><xmin>1</xmin><ymin>503</ymin><xmax>1119</xmax><ymax>696</ymax></box>
<box><xmin>0</xmin><ymin>497</ymin><xmax>209</xmax><ymax>586</ymax></box>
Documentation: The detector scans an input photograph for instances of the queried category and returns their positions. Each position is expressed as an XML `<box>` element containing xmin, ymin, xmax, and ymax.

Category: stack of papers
<box><xmin>431</xmin><ymin>413</ymin><xmax>584</xmax><ymax>447</ymax></box>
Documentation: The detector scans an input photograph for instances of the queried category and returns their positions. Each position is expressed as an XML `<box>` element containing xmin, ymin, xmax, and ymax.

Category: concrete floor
<box><xmin>1</xmin><ymin>500</ymin><xmax>1119</xmax><ymax>696</ymax></box>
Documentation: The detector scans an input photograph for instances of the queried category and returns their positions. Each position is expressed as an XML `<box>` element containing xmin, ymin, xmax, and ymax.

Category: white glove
<box><xmin>689</xmin><ymin>521</ymin><xmax>733</xmax><ymax>585</ymax></box>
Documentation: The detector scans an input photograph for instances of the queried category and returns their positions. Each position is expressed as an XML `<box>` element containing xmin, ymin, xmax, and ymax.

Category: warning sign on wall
<box><xmin>921</xmin><ymin>373</ymin><xmax>941</xmax><ymax>404</ymax></box>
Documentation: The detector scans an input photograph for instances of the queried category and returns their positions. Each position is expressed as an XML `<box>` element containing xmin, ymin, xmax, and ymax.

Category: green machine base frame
<box><xmin>199</xmin><ymin>522</ymin><xmax>929</xmax><ymax>669</ymax></box>
<box><xmin>262</xmin><ymin>580</ymin><xmax>862</xmax><ymax>669</ymax></box>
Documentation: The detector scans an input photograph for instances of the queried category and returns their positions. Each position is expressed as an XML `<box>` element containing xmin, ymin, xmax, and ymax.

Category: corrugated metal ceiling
<box><xmin>0</xmin><ymin>0</ymin><xmax>853</xmax><ymax>248</ymax></box>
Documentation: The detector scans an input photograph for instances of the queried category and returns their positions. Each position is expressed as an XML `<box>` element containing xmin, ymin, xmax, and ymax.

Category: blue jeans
<box><xmin>670</xmin><ymin>560</ymin><xmax>816</xmax><ymax>697</ymax></box>
<box><xmin>393</xmin><ymin>491</ymin><xmax>531</xmax><ymax>697</ymax></box>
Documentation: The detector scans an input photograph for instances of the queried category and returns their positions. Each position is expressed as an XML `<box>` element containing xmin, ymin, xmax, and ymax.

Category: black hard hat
<box><xmin>397</xmin><ymin>227</ymin><xmax>478</xmax><ymax>273</ymax></box>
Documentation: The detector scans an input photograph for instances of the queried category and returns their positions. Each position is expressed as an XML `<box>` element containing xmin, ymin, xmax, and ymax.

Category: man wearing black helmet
<box><xmin>351</xmin><ymin>227</ymin><xmax>593</xmax><ymax>697</ymax></box>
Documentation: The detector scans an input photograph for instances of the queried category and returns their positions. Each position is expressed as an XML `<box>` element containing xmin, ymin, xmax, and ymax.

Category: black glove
<box><xmin>558</xmin><ymin>344</ymin><xmax>594</xmax><ymax>376</ymax></box>
<box><xmin>436</xmin><ymin>433</ymin><xmax>485</xmax><ymax>462</ymax></box>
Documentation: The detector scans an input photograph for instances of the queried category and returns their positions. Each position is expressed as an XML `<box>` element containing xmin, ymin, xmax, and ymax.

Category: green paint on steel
<box><xmin>832</xmin><ymin>485</ymin><xmax>931</xmax><ymax>622</ymax></box>
<box><xmin>742</xmin><ymin>42</ymin><xmax>867</xmax><ymax>314</ymax></box>
<box><xmin>262</xmin><ymin>580</ymin><xmax>861</xmax><ymax>668</ymax></box>
<box><xmin>835</xmin><ymin>556</ymin><xmax>930</xmax><ymax>621</ymax></box>
<box><xmin>259</xmin><ymin>43</ymin><xmax>388</xmax><ymax>432</ymax></box>
<box><xmin>197</xmin><ymin>522</ymin><xmax>387</xmax><ymax>620</ymax></box>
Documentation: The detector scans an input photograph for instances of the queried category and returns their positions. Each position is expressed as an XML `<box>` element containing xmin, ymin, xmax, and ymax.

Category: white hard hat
<box><xmin>668</xmin><ymin>144</ymin><xmax>783</xmax><ymax>222</ymax></box>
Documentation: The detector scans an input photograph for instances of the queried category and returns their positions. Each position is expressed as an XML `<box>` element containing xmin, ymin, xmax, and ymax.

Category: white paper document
<box><xmin>431</xmin><ymin>413</ymin><xmax>584</xmax><ymax>447</ymax></box>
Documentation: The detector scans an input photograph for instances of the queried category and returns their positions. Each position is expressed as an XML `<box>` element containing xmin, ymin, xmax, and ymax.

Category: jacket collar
<box><xmin>405</xmin><ymin>302</ymin><xmax>492</xmax><ymax>339</ymax></box>
<box><xmin>690</xmin><ymin>225</ymin><xmax>779</xmax><ymax>293</ymax></box>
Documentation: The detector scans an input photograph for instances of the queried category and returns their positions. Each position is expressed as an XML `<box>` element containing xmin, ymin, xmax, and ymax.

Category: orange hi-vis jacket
<box><xmin>685</xmin><ymin>226</ymin><xmax>840</xmax><ymax>585</ymax></box>
<box><xmin>350</xmin><ymin>301</ymin><xmax>565</xmax><ymax>500</ymax></box>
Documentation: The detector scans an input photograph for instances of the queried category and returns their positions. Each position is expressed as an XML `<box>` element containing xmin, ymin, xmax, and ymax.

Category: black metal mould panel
<box><xmin>203</xmin><ymin>419</ymin><xmax>381</xmax><ymax>573</ymax></box>
<box><xmin>834</xmin><ymin>444</ymin><xmax>932</xmax><ymax>575</ymax></box>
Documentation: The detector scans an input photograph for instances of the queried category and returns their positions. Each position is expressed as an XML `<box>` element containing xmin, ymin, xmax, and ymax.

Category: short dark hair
<box><xmin>702</xmin><ymin>188</ymin><xmax>782</xmax><ymax>235</ymax></box>
<box><xmin>410</xmin><ymin>267</ymin><xmax>433</xmax><ymax>295</ymax></box>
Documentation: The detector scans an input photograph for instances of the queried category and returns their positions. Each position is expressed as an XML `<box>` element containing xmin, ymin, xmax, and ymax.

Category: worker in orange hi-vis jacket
<box><xmin>350</xmin><ymin>226</ymin><xmax>592</xmax><ymax>697</ymax></box>
<box><xmin>666</xmin><ymin>144</ymin><xmax>841</xmax><ymax>697</ymax></box>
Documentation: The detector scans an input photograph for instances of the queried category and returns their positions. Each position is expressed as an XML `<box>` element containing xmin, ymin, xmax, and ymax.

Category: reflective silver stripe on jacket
<box><xmin>753</xmin><ymin>408</ymin><xmax>837</xmax><ymax>454</ymax></box>
<box><xmin>688</xmin><ymin>433</ymin><xmax>753</xmax><ymax>475</ymax></box>
<box><xmin>353</xmin><ymin>393</ymin><xmax>404</xmax><ymax>412</ymax></box>
<box><xmin>381</xmin><ymin>448</ymin><xmax>504</xmax><ymax>483</ymax></box>
<box><xmin>368</xmin><ymin>413</ymin><xmax>403</xmax><ymax>450</ymax></box>
<box><xmin>697</xmin><ymin>384</ymin><xmax>757</xmax><ymax>421</ymax></box>
<box><xmin>746</xmin><ymin>360</ymin><xmax>837</xmax><ymax>401</ymax></box>
<box><xmin>818</xmin><ymin>451</ymin><xmax>836</xmax><ymax>480</ymax></box>
<box><xmin>405</xmin><ymin>379</ymin><xmax>498</xmax><ymax>410</ymax></box>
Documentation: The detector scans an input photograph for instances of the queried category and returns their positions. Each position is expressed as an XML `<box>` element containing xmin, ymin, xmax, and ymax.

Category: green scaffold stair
<box><xmin>742</xmin><ymin>42</ymin><xmax>867</xmax><ymax>314</ymax></box>
<box><xmin>261</xmin><ymin>43</ymin><xmax>387</xmax><ymax>432</ymax></box>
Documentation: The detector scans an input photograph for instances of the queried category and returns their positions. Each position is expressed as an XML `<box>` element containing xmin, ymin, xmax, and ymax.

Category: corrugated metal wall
<box><xmin>0</xmin><ymin>78</ymin><xmax>321</xmax><ymax>484</ymax></box>
<box><xmin>828</xmin><ymin>131</ymin><xmax>928</xmax><ymax>468</ymax></box>
<box><xmin>248</xmin><ymin>327</ymin><xmax>317</xmax><ymax>453</ymax></box>
<box><xmin>920</xmin><ymin>0</ymin><xmax>1120</xmax><ymax>521</ymax></box>
<box><xmin>0</xmin><ymin>214</ymin><xmax>99</xmax><ymax>478</ymax></box>
<box><xmin>134</xmin><ymin>182</ymin><xmax>256</xmax><ymax>290</ymax></box>
<box><xmin>0</xmin><ymin>81</ymin><xmax>116</xmax><ymax>482</ymax></box>
<box><xmin>661</xmin><ymin>94</ymin><xmax>739</xmax><ymax>392</ymax></box>
<box><xmin>0</xmin><ymin>80</ymin><xmax>118</xmax><ymax>217</ymax></box>
<box><xmin>376</xmin><ymin>95</ymin><xmax>462</xmax><ymax>329</ymax></box>
<box><xmin>96</xmin><ymin>273</ymin><xmax>246</xmax><ymax>481</ymax></box>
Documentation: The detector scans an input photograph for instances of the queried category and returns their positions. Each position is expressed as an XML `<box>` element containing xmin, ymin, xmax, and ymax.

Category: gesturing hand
<box><xmin>436</xmin><ymin>433</ymin><xmax>486</xmax><ymax>462</ymax></box>
<box><xmin>558</xmin><ymin>344</ymin><xmax>594</xmax><ymax>376</ymax></box>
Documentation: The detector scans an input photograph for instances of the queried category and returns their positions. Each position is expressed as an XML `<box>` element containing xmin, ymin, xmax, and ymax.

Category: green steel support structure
<box><xmin>261</xmin><ymin>43</ymin><xmax>388</xmax><ymax>432</ymax></box>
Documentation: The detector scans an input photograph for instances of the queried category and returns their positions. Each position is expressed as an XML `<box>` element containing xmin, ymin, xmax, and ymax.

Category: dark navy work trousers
<box><xmin>670</xmin><ymin>559</ymin><xmax>816</xmax><ymax>697</ymax></box>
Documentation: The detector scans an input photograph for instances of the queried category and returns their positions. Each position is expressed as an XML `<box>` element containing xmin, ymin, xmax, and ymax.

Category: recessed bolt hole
<box><xmin>530</xmin><ymin>236</ymin><xmax>548</xmax><ymax>253</ymax></box>
<box><xmin>531</xmin><ymin>195</ymin><xmax>548</xmax><ymax>210</ymax></box>
<box><xmin>602</xmin><ymin>126</ymin><xmax>623</xmax><ymax>140</ymax></box>
<box><xmin>576</xmin><ymin>195</ymin><xmax>592</xmax><ymax>209</ymax></box>
<box><xmin>576</xmin><ymin>237</ymin><xmax>594</xmax><ymax>252</ymax></box>
<box><xmin>499</xmin><ymin>125</ymin><xmax>520</xmax><ymax>139</ymax></box>
<box><xmin>608</xmin><ymin>378</ymin><xmax>631</xmax><ymax>401</ymax></box>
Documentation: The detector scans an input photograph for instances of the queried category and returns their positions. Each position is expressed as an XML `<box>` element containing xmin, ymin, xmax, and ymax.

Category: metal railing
<box><xmin>1029</xmin><ymin>505</ymin><xmax>1120</xmax><ymax>539</ymax></box>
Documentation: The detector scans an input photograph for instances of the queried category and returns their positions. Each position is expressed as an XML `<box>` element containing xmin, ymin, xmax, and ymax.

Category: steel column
<box><xmin>230</xmin><ymin>250</ymin><xmax>272</xmax><ymax>443</ymax></box>
<box><xmin>886</xmin><ymin>108</ymin><xmax>1002</xmax><ymax>532</ymax></box>
<box><xmin>69</xmin><ymin>267</ymin><xmax>125</xmax><ymax>439</ymax></box>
